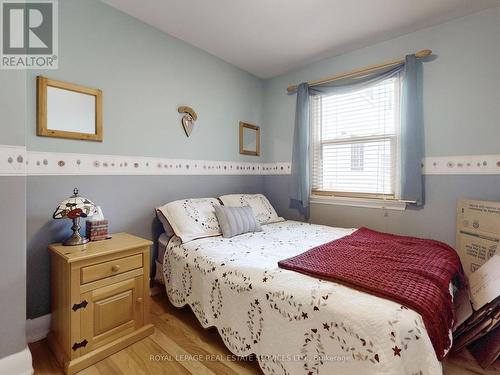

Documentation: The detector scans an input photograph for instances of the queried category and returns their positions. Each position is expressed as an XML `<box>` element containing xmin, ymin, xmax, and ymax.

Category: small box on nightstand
<box><xmin>85</xmin><ymin>219</ymin><xmax>109</xmax><ymax>241</ymax></box>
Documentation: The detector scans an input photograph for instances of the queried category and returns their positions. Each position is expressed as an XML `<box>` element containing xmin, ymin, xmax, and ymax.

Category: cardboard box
<box><xmin>456</xmin><ymin>200</ymin><xmax>500</xmax><ymax>276</ymax></box>
<box><xmin>457</xmin><ymin>200</ymin><xmax>500</xmax><ymax>234</ymax></box>
<box><xmin>457</xmin><ymin>230</ymin><xmax>499</xmax><ymax>275</ymax></box>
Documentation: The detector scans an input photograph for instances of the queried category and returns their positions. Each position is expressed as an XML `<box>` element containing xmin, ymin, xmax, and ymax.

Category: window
<box><xmin>350</xmin><ymin>143</ymin><xmax>364</xmax><ymax>171</ymax></box>
<box><xmin>311</xmin><ymin>75</ymin><xmax>401</xmax><ymax>199</ymax></box>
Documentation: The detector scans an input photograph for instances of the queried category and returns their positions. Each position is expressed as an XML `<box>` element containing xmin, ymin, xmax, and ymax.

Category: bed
<box><xmin>161</xmin><ymin>219</ymin><xmax>444</xmax><ymax>375</ymax></box>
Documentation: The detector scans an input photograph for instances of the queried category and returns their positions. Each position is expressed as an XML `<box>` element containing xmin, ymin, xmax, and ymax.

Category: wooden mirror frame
<box><xmin>37</xmin><ymin>76</ymin><xmax>103</xmax><ymax>142</ymax></box>
<box><xmin>239</xmin><ymin>122</ymin><xmax>260</xmax><ymax>156</ymax></box>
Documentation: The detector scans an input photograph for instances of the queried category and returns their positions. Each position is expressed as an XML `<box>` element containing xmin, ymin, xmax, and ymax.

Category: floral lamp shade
<box><xmin>53</xmin><ymin>192</ymin><xmax>96</xmax><ymax>219</ymax></box>
<box><xmin>53</xmin><ymin>188</ymin><xmax>96</xmax><ymax>246</ymax></box>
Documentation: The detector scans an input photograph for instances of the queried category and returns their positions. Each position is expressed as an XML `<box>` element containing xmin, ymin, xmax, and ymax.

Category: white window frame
<box><xmin>310</xmin><ymin>74</ymin><xmax>406</xmax><ymax>210</ymax></box>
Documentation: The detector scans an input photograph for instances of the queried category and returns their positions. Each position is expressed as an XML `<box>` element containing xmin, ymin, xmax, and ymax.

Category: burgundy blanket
<box><xmin>278</xmin><ymin>227</ymin><xmax>465</xmax><ymax>360</ymax></box>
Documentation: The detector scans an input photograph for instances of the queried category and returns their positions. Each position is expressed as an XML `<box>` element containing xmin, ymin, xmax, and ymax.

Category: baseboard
<box><xmin>0</xmin><ymin>346</ymin><xmax>33</xmax><ymax>375</ymax></box>
<box><xmin>26</xmin><ymin>314</ymin><xmax>51</xmax><ymax>343</ymax></box>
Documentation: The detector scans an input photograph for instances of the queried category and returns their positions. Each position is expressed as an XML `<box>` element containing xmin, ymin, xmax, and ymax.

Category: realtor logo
<box><xmin>1</xmin><ymin>0</ymin><xmax>58</xmax><ymax>69</ymax></box>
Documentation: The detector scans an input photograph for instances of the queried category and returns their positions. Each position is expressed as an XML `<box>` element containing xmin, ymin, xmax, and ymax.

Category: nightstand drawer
<box><xmin>81</xmin><ymin>254</ymin><xmax>143</xmax><ymax>284</ymax></box>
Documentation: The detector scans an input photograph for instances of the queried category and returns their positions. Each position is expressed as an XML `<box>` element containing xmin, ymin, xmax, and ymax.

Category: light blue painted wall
<box><xmin>262</xmin><ymin>8</ymin><xmax>500</xmax><ymax>246</ymax></box>
<box><xmin>0</xmin><ymin>71</ymin><xmax>27</xmax><ymax>357</ymax></box>
<box><xmin>0</xmin><ymin>71</ymin><xmax>26</xmax><ymax>146</ymax></box>
<box><xmin>26</xmin><ymin>0</ymin><xmax>265</xmax><ymax>161</ymax></box>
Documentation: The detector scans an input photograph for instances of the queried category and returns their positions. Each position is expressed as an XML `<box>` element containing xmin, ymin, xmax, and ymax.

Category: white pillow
<box><xmin>155</xmin><ymin>206</ymin><xmax>175</xmax><ymax>238</ymax></box>
<box><xmin>218</xmin><ymin>194</ymin><xmax>284</xmax><ymax>225</ymax></box>
<box><xmin>160</xmin><ymin>198</ymin><xmax>222</xmax><ymax>243</ymax></box>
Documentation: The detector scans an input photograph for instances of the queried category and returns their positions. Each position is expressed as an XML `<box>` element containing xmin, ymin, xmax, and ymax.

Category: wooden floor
<box><xmin>30</xmin><ymin>290</ymin><xmax>499</xmax><ymax>375</ymax></box>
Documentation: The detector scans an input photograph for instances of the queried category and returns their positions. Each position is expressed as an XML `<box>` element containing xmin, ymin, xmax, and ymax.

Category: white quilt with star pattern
<box><xmin>163</xmin><ymin>220</ymin><xmax>442</xmax><ymax>375</ymax></box>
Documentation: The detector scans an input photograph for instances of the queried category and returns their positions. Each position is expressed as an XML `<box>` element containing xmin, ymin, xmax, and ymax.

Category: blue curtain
<box><xmin>289</xmin><ymin>83</ymin><xmax>310</xmax><ymax>218</ymax></box>
<box><xmin>309</xmin><ymin>63</ymin><xmax>404</xmax><ymax>95</ymax></box>
<box><xmin>289</xmin><ymin>54</ymin><xmax>424</xmax><ymax>216</ymax></box>
<box><xmin>400</xmin><ymin>55</ymin><xmax>424</xmax><ymax>205</ymax></box>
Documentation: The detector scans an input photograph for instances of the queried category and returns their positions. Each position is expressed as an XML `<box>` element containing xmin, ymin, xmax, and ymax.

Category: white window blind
<box><xmin>311</xmin><ymin>75</ymin><xmax>401</xmax><ymax>198</ymax></box>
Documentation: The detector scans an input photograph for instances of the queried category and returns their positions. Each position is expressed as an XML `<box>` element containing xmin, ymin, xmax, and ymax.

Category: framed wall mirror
<box><xmin>37</xmin><ymin>76</ymin><xmax>103</xmax><ymax>142</ymax></box>
<box><xmin>239</xmin><ymin>121</ymin><xmax>260</xmax><ymax>156</ymax></box>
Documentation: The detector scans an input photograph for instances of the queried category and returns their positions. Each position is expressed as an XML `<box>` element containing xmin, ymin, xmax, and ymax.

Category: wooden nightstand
<box><xmin>48</xmin><ymin>233</ymin><xmax>155</xmax><ymax>374</ymax></box>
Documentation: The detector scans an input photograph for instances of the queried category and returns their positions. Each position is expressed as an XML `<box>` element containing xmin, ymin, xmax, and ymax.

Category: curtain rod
<box><xmin>286</xmin><ymin>49</ymin><xmax>432</xmax><ymax>93</ymax></box>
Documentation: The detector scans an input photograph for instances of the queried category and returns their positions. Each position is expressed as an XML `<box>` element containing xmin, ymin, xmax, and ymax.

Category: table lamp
<box><xmin>53</xmin><ymin>188</ymin><xmax>97</xmax><ymax>246</ymax></box>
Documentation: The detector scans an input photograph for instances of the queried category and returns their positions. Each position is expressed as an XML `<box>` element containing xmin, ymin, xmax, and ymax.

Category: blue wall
<box><xmin>262</xmin><ymin>8</ymin><xmax>500</xmax><ymax>245</ymax></box>
<box><xmin>26</xmin><ymin>0</ymin><xmax>265</xmax><ymax>161</ymax></box>
<box><xmin>0</xmin><ymin>71</ymin><xmax>27</xmax><ymax>357</ymax></box>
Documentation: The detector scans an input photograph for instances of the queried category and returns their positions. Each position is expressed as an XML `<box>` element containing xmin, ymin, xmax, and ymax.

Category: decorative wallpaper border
<box><xmin>0</xmin><ymin>145</ymin><xmax>290</xmax><ymax>176</ymax></box>
<box><xmin>27</xmin><ymin>151</ymin><xmax>291</xmax><ymax>176</ymax></box>
<box><xmin>1</xmin><ymin>145</ymin><xmax>500</xmax><ymax>177</ymax></box>
<box><xmin>422</xmin><ymin>154</ymin><xmax>500</xmax><ymax>175</ymax></box>
<box><xmin>0</xmin><ymin>145</ymin><xmax>27</xmax><ymax>176</ymax></box>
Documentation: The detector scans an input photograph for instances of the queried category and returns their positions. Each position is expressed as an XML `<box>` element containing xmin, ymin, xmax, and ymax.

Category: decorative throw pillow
<box><xmin>218</xmin><ymin>194</ymin><xmax>284</xmax><ymax>225</ymax></box>
<box><xmin>160</xmin><ymin>198</ymin><xmax>222</xmax><ymax>243</ymax></box>
<box><xmin>155</xmin><ymin>206</ymin><xmax>175</xmax><ymax>238</ymax></box>
<box><xmin>214</xmin><ymin>205</ymin><xmax>262</xmax><ymax>238</ymax></box>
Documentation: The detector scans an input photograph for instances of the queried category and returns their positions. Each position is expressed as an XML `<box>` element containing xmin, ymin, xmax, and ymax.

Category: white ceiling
<box><xmin>101</xmin><ymin>0</ymin><xmax>500</xmax><ymax>78</ymax></box>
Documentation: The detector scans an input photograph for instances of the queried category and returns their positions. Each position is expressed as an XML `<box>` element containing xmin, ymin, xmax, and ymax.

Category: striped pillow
<box><xmin>214</xmin><ymin>205</ymin><xmax>262</xmax><ymax>238</ymax></box>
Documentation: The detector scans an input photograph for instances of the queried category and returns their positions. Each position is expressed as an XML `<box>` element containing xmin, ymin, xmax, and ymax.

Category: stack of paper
<box><xmin>469</xmin><ymin>255</ymin><xmax>500</xmax><ymax>310</ymax></box>
<box><xmin>453</xmin><ymin>248</ymin><xmax>499</xmax><ymax>369</ymax></box>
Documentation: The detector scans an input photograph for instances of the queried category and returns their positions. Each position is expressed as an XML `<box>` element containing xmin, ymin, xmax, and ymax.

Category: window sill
<box><xmin>310</xmin><ymin>195</ymin><xmax>407</xmax><ymax>211</ymax></box>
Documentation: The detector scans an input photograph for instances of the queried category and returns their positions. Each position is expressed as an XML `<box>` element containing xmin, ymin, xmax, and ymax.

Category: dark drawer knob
<box><xmin>72</xmin><ymin>339</ymin><xmax>88</xmax><ymax>351</ymax></box>
<box><xmin>72</xmin><ymin>300</ymin><xmax>88</xmax><ymax>311</ymax></box>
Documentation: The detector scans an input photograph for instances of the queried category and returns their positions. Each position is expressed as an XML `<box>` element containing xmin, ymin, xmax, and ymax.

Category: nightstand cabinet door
<box><xmin>80</xmin><ymin>275</ymin><xmax>144</xmax><ymax>354</ymax></box>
